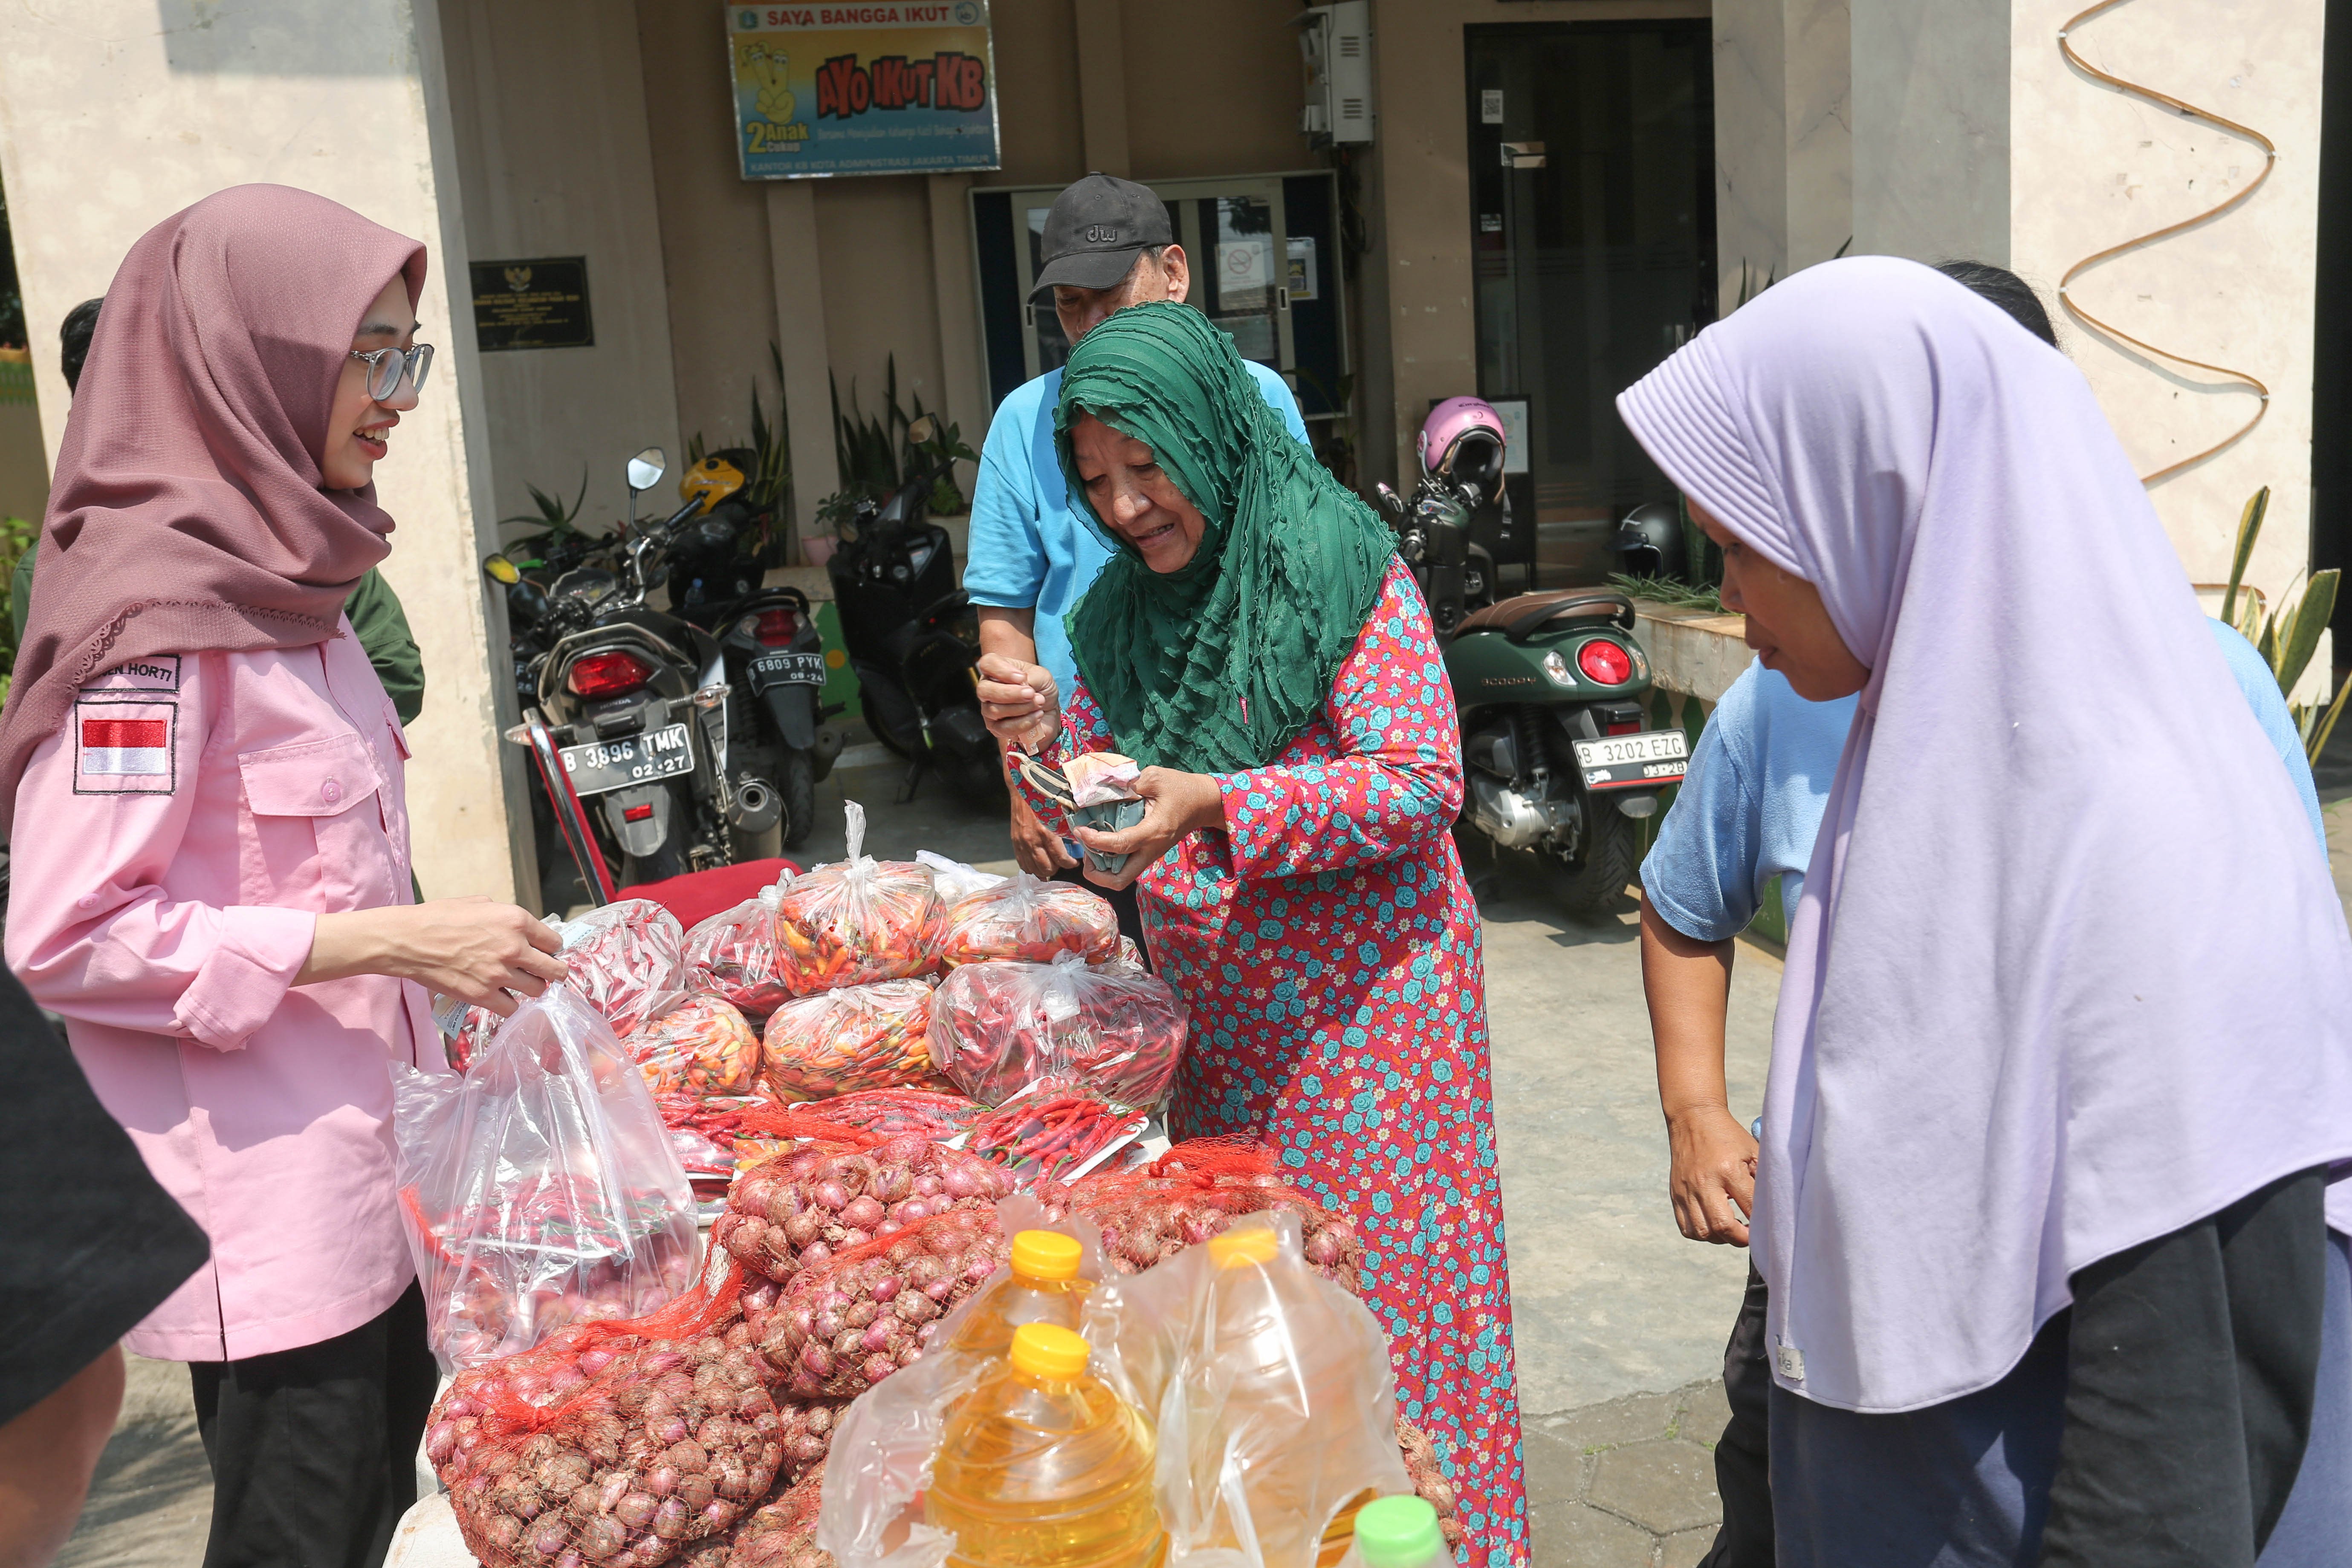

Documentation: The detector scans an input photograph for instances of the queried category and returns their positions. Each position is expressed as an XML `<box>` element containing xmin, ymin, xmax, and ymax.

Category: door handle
<box><xmin>1501</xmin><ymin>141</ymin><xmax>1547</xmax><ymax>169</ymax></box>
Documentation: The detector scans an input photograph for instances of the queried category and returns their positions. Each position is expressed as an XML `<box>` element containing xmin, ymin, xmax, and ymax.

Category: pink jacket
<box><xmin>6</xmin><ymin>622</ymin><xmax>440</xmax><ymax>1361</ymax></box>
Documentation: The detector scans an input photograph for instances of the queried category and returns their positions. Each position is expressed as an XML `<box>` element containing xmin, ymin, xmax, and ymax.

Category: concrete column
<box><xmin>766</xmin><ymin>181</ymin><xmax>840</xmax><ymax>542</ymax></box>
<box><xmin>927</xmin><ymin>172</ymin><xmax>989</xmax><ymax>491</ymax></box>
<box><xmin>0</xmin><ymin>0</ymin><xmax>525</xmax><ymax>901</ymax></box>
<box><xmin>1850</xmin><ymin>0</ymin><xmax>2327</xmax><ymax>653</ymax></box>
<box><xmin>1073</xmin><ymin>0</ymin><xmax>1133</xmax><ymax>178</ymax></box>
<box><xmin>1714</xmin><ymin>0</ymin><xmax>1855</xmax><ymax>315</ymax></box>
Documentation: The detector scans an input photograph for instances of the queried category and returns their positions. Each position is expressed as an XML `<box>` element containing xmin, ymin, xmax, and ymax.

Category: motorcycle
<box><xmin>825</xmin><ymin>415</ymin><xmax>1001</xmax><ymax>803</ymax></box>
<box><xmin>1380</xmin><ymin>397</ymin><xmax>1688</xmax><ymax>913</ymax></box>
<box><xmin>660</xmin><ymin>447</ymin><xmax>845</xmax><ymax>847</ymax></box>
<box><xmin>484</xmin><ymin>445</ymin><xmax>781</xmax><ymax>897</ymax></box>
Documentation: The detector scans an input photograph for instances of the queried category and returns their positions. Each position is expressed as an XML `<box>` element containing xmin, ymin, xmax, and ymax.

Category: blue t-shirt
<box><xmin>1641</xmin><ymin>620</ymin><xmax>2326</xmax><ymax>943</ymax></box>
<box><xmin>963</xmin><ymin>358</ymin><xmax>1309</xmax><ymax>700</ymax></box>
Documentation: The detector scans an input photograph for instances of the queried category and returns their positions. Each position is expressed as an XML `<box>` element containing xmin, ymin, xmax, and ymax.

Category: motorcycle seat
<box><xmin>1454</xmin><ymin>589</ymin><xmax>1636</xmax><ymax>640</ymax></box>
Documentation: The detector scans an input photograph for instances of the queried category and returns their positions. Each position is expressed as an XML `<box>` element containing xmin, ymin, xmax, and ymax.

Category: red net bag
<box><xmin>1066</xmin><ymin>1139</ymin><xmax>1366</xmax><ymax>1291</ymax></box>
<box><xmin>557</xmin><ymin>899</ymin><xmax>691</xmax><ymax>1038</ymax></box>
<box><xmin>681</xmin><ymin>1462</ymin><xmax>830</xmax><ymax>1568</ymax></box>
<box><xmin>684</xmin><ymin>881</ymin><xmax>793</xmax><ymax>1019</ymax></box>
<box><xmin>712</xmin><ymin>1113</ymin><xmax>1013</xmax><ymax>1285</ymax></box>
<box><xmin>937</xmin><ymin>871</ymin><xmax>1118</xmax><ymax>967</ymax></box>
<box><xmin>756</xmin><ymin>1207</ymin><xmax>1009</xmax><ymax>1398</ymax></box>
<box><xmin>1397</xmin><ymin>1418</ymin><xmax>1466</xmax><ymax>1551</ymax></box>
<box><xmin>926</xmin><ymin>953</ymin><xmax>1186</xmax><ymax>1109</ymax></box>
<box><xmin>794</xmin><ymin>1086</ymin><xmax>984</xmax><ymax>1142</ymax></box>
<box><xmin>760</xmin><ymin>981</ymin><xmax>937</xmax><ymax>1101</ymax></box>
<box><xmin>429</xmin><ymin>1263</ymin><xmax>786</xmax><ymax>1568</ymax></box>
<box><xmin>774</xmin><ymin>1398</ymin><xmax>847</xmax><ymax>1485</ymax></box>
<box><xmin>772</xmin><ymin>803</ymin><xmax>944</xmax><ymax>994</ymax></box>
<box><xmin>628</xmin><ymin>995</ymin><xmax>763</xmax><ymax>1097</ymax></box>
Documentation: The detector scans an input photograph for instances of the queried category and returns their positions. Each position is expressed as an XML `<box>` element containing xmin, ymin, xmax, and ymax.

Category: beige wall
<box><xmin>440</xmin><ymin>0</ymin><xmax>683</xmax><ymax>540</ymax></box>
<box><xmin>1715</xmin><ymin>0</ymin><xmax>1854</xmax><ymax>314</ymax></box>
<box><xmin>0</xmin><ymin>0</ymin><xmax>523</xmax><ymax>900</ymax></box>
<box><xmin>1840</xmin><ymin>0</ymin><xmax>2326</xmax><ymax>679</ymax></box>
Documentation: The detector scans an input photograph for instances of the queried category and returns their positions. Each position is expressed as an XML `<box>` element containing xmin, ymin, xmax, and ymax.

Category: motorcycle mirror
<box><xmin>906</xmin><ymin>414</ymin><xmax>938</xmax><ymax>448</ymax></box>
<box><xmin>483</xmin><ymin>553</ymin><xmax>521</xmax><ymax>586</ymax></box>
<box><xmin>1374</xmin><ymin>482</ymin><xmax>1406</xmax><ymax>517</ymax></box>
<box><xmin>626</xmin><ymin>446</ymin><xmax>666</xmax><ymax>493</ymax></box>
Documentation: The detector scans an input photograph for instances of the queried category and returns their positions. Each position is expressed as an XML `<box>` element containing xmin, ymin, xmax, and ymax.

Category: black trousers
<box><xmin>1051</xmin><ymin>858</ymin><xmax>1151</xmax><ymax>967</ymax></box>
<box><xmin>1702</xmin><ymin>1168</ymin><xmax>2328</xmax><ymax>1568</ymax></box>
<box><xmin>189</xmin><ymin>1281</ymin><xmax>438</xmax><ymax>1568</ymax></box>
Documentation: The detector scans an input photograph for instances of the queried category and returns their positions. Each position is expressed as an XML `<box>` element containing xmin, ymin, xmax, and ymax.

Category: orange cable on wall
<box><xmin>2057</xmin><ymin>0</ymin><xmax>2275</xmax><ymax>486</ymax></box>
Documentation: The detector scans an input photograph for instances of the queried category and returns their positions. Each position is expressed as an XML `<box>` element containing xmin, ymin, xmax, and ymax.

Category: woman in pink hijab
<box><xmin>1618</xmin><ymin>257</ymin><xmax>2352</xmax><ymax>1565</ymax></box>
<box><xmin>0</xmin><ymin>185</ymin><xmax>566</xmax><ymax>1568</ymax></box>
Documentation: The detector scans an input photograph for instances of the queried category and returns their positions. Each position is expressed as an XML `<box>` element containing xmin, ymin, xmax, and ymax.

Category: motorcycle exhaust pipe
<box><xmin>726</xmin><ymin>774</ymin><xmax>783</xmax><ymax>836</ymax></box>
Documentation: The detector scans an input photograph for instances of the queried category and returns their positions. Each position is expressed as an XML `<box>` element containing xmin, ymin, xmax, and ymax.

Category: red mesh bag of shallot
<box><xmin>937</xmin><ymin>871</ymin><xmax>1119</xmax><ymax>967</ymax></box>
<box><xmin>756</xmin><ymin>1207</ymin><xmax>1009</xmax><ymax>1398</ymax></box>
<box><xmin>428</xmin><ymin>1263</ymin><xmax>786</xmax><ymax>1568</ymax></box>
<box><xmin>1066</xmin><ymin>1138</ymin><xmax>1367</xmax><ymax>1292</ymax></box>
<box><xmin>678</xmin><ymin>1462</ymin><xmax>831</xmax><ymax>1568</ymax></box>
<box><xmin>557</xmin><ymin>899</ymin><xmax>691</xmax><ymax>1038</ymax></box>
<box><xmin>684</xmin><ymin>882</ymin><xmax>793</xmax><ymax>1019</ymax></box>
<box><xmin>712</xmin><ymin>1111</ymin><xmax>1014</xmax><ymax>1286</ymax></box>
<box><xmin>773</xmin><ymin>1397</ymin><xmax>848</xmax><ymax>1486</ymax></box>
<box><xmin>1397</xmin><ymin>1418</ymin><xmax>1466</xmax><ymax>1551</ymax></box>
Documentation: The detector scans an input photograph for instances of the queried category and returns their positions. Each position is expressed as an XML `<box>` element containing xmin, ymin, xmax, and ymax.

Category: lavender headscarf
<box><xmin>1619</xmin><ymin>256</ymin><xmax>2352</xmax><ymax>1413</ymax></box>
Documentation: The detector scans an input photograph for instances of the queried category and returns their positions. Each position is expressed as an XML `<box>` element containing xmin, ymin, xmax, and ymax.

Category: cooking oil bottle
<box><xmin>1336</xmin><ymin>1496</ymin><xmax>1450</xmax><ymax>1568</ymax></box>
<box><xmin>925</xmin><ymin>1322</ymin><xmax>1167</xmax><ymax>1568</ymax></box>
<box><xmin>948</xmin><ymin>1230</ymin><xmax>1091</xmax><ymax>1358</ymax></box>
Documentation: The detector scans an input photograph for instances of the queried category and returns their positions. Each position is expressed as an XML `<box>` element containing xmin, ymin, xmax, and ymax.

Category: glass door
<box><xmin>1466</xmin><ymin>20</ymin><xmax>1714</xmax><ymax>585</ymax></box>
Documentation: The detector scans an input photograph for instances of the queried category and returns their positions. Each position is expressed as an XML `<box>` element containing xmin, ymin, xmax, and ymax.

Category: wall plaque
<box><xmin>470</xmin><ymin>257</ymin><xmax>594</xmax><ymax>351</ymax></box>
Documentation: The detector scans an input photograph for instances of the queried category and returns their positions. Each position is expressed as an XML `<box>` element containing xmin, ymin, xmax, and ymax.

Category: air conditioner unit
<box><xmin>1296</xmin><ymin>1</ymin><xmax>1372</xmax><ymax>147</ymax></box>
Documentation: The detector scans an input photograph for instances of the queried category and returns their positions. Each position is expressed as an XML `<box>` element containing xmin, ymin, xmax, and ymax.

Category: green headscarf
<box><xmin>1056</xmin><ymin>302</ymin><xmax>1395</xmax><ymax>775</ymax></box>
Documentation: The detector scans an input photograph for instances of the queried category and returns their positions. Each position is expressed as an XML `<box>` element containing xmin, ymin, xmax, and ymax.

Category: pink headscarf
<box><xmin>1620</xmin><ymin>256</ymin><xmax>2352</xmax><ymax>1413</ymax></box>
<box><xmin>0</xmin><ymin>184</ymin><xmax>426</xmax><ymax>837</ymax></box>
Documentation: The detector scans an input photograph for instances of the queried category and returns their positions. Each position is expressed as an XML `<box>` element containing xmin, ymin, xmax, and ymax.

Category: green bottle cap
<box><xmin>1353</xmin><ymin>1495</ymin><xmax>1445</xmax><ymax>1568</ymax></box>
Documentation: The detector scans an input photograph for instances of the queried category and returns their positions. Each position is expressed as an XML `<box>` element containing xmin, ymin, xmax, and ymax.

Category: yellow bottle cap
<box><xmin>1010</xmin><ymin>1229</ymin><xmax>1084</xmax><ymax>1282</ymax></box>
<box><xmin>1010</xmin><ymin>1323</ymin><xmax>1091</xmax><ymax>1380</ymax></box>
<box><xmin>1207</xmin><ymin>1226</ymin><xmax>1280</xmax><ymax>1269</ymax></box>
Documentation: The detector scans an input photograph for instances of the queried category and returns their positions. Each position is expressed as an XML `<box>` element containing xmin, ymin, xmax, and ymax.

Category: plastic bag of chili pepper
<box><xmin>966</xmin><ymin>1082</ymin><xmax>1150</xmax><ymax>1182</ymax></box>
<box><xmin>390</xmin><ymin>985</ymin><xmax>702</xmax><ymax>1373</ymax></box>
<box><xmin>627</xmin><ymin>994</ymin><xmax>763</xmax><ymax>1097</ymax></box>
<box><xmin>712</xmin><ymin>1109</ymin><xmax>1014</xmax><ymax>1286</ymax></box>
<box><xmin>552</xmin><ymin>898</ymin><xmax>692</xmax><ymax>1038</ymax></box>
<box><xmin>936</xmin><ymin>871</ymin><xmax>1119</xmax><ymax>967</ymax></box>
<box><xmin>1065</xmin><ymin>1138</ymin><xmax>1367</xmax><ymax>1293</ymax></box>
<box><xmin>772</xmin><ymin>803</ymin><xmax>944</xmax><ymax>995</ymax></box>
<box><xmin>684</xmin><ymin>880</ymin><xmax>793</xmax><ymax>1019</ymax></box>
<box><xmin>760</xmin><ymin>980</ymin><xmax>937</xmax><ymax>1101</ymax></box>
<box><xmin>926</xmin><ymin>952</ymin><xmax>1186</xmax><ymax>1109</ymax></box>
<box><xmin>428</xmin><ymin>1255</ymin><xmax>787</xmax><ymax>1568</ymax></box>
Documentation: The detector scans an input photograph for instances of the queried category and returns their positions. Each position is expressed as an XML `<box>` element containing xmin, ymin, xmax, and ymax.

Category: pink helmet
<box><xmin>1418</xmin><ymin>396</ymin><xmax>1507</xmax><ymax>505</ymax></box>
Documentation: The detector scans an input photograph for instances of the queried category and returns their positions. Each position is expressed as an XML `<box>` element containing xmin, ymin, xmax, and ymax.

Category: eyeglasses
<box><xmin>349</xmin><ymin>343</ymin><xmax>434</xmax><ymax>401</ymax></box>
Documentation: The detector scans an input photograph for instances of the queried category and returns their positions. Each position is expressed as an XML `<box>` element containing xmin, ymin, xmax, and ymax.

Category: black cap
<box><xmin>1029</xmin><ymin>173</ymin><xmax>1173</xmax><ymax>303</ymax></box>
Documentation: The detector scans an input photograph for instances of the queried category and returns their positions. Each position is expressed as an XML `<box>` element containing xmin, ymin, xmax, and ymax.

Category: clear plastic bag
<box><xmin>927</xmin><ymin>952</ymin><xmax>1186</xmax><ymax>1109</ymax></box>
<box><xmin>937</xmin><ymin>871</ymin><xmax>1120</xmax><ymax>967</ymax></box>
<box><xmin>914</xmin><ymin>850</ymin><xmax>1008</xmax><ymax>905</ymax></box>
<box><xmin>761</xmin><ymin>979</ymin><xmax>938</xmax><ymax>1101</ymax></box>
<box><xmin>684</xmin><ymin>878</ymin><xmax>794</xmax><ymax>1018</ymax></box>
<box><xmin>1082</xmin><ymin>1211</ymin><xmax>1412</xmax><ymax>1568</ymax></box>
<box><xmin>554</xmin><ymin>898</ymin><xmax>691</xmax><ymax>1037</ymax></box>
<box><xmin>390</xmin><ymin>985</ymin><xmax>700</xmax><ymax>1372</ymax></box>
<box><xmin>773</xmin><ymin>802</ymin><xmax>945</xmax><ymax>994</ymax></box>
<box><xmin>626</xmin><ymin>993</ymin><xmax>763</xmax><ymax>1097</ymax></box>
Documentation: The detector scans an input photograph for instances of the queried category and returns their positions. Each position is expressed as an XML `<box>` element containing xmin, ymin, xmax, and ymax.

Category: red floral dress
<box><xmin>1016</xmin><ymin>560</ymin><xmax>1530</xmax><ymax>1565</ymax></box>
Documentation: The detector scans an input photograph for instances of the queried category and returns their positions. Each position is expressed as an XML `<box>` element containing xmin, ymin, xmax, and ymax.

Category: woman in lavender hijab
<box><xmin>1617</xmin><ymin>255</ymin><xmax>2352</xmax><ymax>1566</ymax></box>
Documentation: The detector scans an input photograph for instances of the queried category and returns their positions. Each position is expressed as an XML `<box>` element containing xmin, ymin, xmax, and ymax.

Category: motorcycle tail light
<box><xmin>622</xmin><ymin>802</ymin><xmax>655</xmax><ymax>822</ymax></box>
<box><xmin>1577</xmin><ymin>639</ymin><xmax>1633</xmax><ymax>685</ymax></box>
<box><xmin>755</xmin><ymin>607</ymin><xmax>798</xmax><ymax>646</ymax></box>
<box><xmin>567</xmin><ymin>650</ymin><xmax>654</xmax><ymax>698</ymax></box>
<box><xmin>1607</xmin><ymin>717</ymin><xmax>1643</xmax><ymax>736</ymax></box>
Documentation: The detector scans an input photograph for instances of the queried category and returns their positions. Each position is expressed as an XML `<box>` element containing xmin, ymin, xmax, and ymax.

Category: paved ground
<box><xmin>66</xmin><ymin>750</ymin><xmax>1780</xmax><ymax>1567</ymax></box>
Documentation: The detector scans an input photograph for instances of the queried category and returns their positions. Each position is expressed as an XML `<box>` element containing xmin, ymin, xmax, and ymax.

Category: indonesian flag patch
<box><xmin>74</xmin><ymin>699</ymin><xmax>177</xmax><ymax>794</ymax></box>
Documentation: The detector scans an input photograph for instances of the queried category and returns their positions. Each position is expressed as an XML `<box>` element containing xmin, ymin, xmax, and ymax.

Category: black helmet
<box><xmin>1612</xmin><ymin>502</ymin><xmax>1685</xmax><ymax>579</ymax></box>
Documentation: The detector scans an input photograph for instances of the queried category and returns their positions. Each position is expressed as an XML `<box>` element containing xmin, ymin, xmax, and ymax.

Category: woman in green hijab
<box><xmin>978</xmin><ymin>301</ymin><xmax>1530</xmax><ymax>1564</ymax></box>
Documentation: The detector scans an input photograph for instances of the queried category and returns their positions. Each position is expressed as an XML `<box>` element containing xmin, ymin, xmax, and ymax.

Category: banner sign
<box><xmin>470</xmin><ymin>258</ymin><xmax>594</xmax><ymax>351</ymax></box>
<box><xmin>728</xmin><ymin>3</ymin><xmax>999</xmax><ymax>180</ymax></box>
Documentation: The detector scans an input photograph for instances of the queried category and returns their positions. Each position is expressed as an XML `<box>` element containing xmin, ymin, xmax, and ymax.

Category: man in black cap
<box><xmin>966</xmin><ymin>174</ymin><xmax>1308</xmax><ymax>951</ymax></box>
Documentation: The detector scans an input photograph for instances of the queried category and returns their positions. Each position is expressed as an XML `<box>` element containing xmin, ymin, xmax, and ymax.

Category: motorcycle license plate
<box><xmin>749</xmin><ymin>650</ymin><xmax>827</xmax><ymax>690</ymax></box>
<box><xmin>559</xmin><ymin>723</ymin><xmax>695</xmax><ymax>797</ymax></box>
<box><xmin>1573</xmin><ymin>728</ymin><xmax>1690</xmax><ymax>789</ymax></box>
